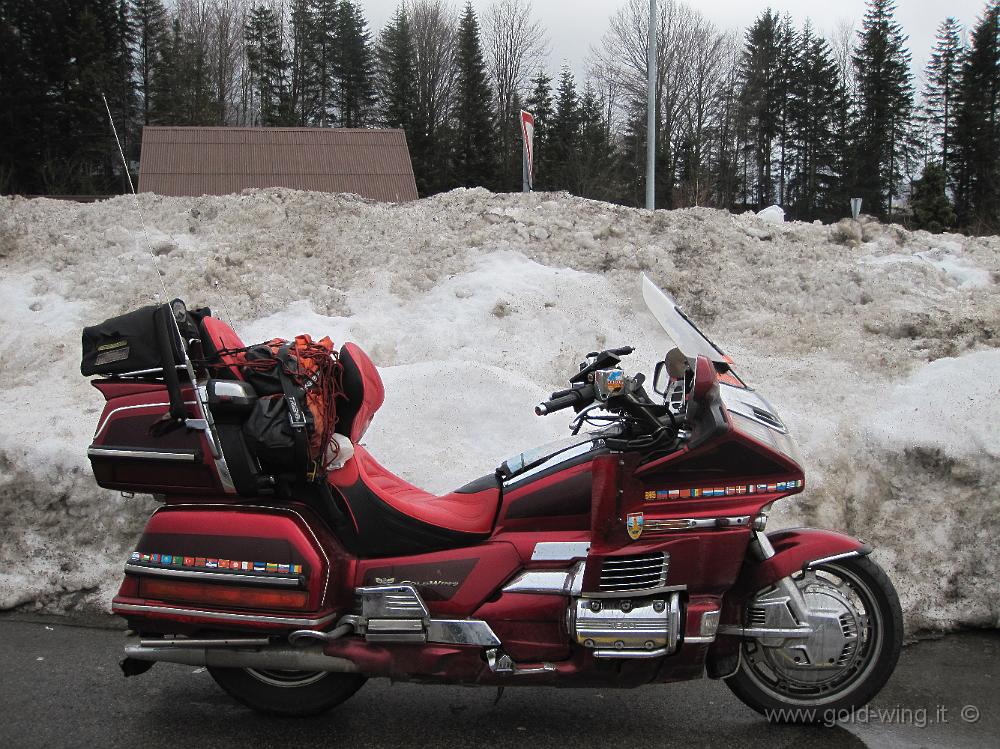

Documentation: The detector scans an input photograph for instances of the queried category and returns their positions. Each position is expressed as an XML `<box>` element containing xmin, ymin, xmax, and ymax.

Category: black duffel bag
<box><xmin>81</xmin><ymin>304</ymin><xmax>175</xmax><ymax>376</ymax></box>
<box><xmin>80</xmin><ymin>300</ymin><xmax>208</xmax><ymax>376</ymax></box>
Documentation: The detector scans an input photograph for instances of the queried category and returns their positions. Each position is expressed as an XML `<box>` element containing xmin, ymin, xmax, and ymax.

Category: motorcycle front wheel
<box><xmin>725</xmin><ymin>556</ymin><xmax>902</xmax><ymax>723</ymax></box>
<box><xmin>208</xmin><ymin>666</ymin><xmax>367</xmax><ymax>717</ymax></box>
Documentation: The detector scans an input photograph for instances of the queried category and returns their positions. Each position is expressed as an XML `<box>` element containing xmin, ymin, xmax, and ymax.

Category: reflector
<box><xmin>139</xmin><ymin>578</ymin><xmax>309</xmax><ymax>611</ymax></box>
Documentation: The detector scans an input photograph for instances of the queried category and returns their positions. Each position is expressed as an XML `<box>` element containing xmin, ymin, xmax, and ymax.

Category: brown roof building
<box><xmin>138</xmin><ymin>126</ymin><xmax>418</xmax><ymax>202</ymax></box>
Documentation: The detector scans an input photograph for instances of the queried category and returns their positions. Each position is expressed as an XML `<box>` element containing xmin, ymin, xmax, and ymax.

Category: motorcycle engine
<box><xmin>569</xmin><ymin>593</ymin><xmax>681</xmax><ymax>656</ymax></box>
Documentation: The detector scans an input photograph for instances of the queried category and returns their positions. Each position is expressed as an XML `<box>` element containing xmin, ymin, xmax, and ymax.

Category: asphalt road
<box><xmin>0</xmin><ymin>616</ymin><xmax>997</xmax><ymax>749</ymax></box>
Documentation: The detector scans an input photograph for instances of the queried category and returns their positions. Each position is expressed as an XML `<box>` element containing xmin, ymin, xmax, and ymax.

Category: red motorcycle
<box><xmin>84</xmin><ymin>275</ymin><xmax>901</xmax><ymax>720</ymax></box>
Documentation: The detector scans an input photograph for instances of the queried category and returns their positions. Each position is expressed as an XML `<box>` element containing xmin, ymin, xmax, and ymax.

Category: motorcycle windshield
<box><xmin>641</xmin><ymin>273</ymin><xmax>730</xmax><ymax>367</ymax></box>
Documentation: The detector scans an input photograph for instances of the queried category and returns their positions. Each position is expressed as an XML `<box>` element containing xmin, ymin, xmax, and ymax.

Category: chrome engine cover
<box><xmin>569</xmin><ymin>593</ymin><xmax>681</xmax><ymax>657</ymax></box>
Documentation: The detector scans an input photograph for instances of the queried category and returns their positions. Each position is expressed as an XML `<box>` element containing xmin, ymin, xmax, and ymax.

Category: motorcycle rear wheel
<box><xmin>725</xmin><ymin>556</ymin><xmax>902</xmax><ymax>723</ymax></box>
<box><xmin>208</xmin><ymin>666</ymin><xmax>367</xmax><ymax>717</ymax></box>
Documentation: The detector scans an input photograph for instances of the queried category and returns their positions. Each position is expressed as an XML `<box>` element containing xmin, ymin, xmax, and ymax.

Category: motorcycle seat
<box><xmin>328</xmin><ymin>446</ymin><xmax>499</xmax><ymax>555</ymax></box>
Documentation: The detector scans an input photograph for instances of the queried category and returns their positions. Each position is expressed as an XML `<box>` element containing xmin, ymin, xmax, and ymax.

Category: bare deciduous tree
<box><xmin>679</xmin><ymin>25</ymin><xmax>736</xmax><ymax>206</ymax></box>
<box><xmin>212</xmin><ymin>0</ymin><xmax>246</xmax><ymax>124</ymax></box>
<box><xmin>411</xmin><ymin>0</ymin><xmax>459</xmax><ymax>135</ymax></box>
<box><xmin>831</xmin><ymin>18</ymin><xmax>857</xmax><ymax>96</ymax></box>
<box><xmin>589</xmin><ymin>0</ymin><xmax>727</xmax><ymax>207</ymax></box>
<box><xmin>483</xmin><ymin>0</ymin><xmax>548</xmax><ymax>185</ymax></box>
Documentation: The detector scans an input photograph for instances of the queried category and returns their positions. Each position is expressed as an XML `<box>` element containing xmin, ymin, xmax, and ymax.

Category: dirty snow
<box><xmin>0</xmin><ymin>189</ymin><xmax>998</xmax><ymax>634</ymax></box>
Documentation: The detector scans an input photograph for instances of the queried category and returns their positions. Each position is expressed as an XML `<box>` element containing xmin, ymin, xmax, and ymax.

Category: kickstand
<box><xmin>493</xmin><ymin>686</ymin><xmax>505</xmax><ymax>705</ymax></box>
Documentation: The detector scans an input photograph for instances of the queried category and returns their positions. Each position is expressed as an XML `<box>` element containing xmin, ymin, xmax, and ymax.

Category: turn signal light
<box><xmin>139</xmin><ymin>578</ymin><xmax>309</xmax><ymax>611</ymax></box>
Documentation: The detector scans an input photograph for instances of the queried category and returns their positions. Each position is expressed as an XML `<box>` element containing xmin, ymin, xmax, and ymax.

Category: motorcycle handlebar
<box><xmin>535</xmin><ymin>384</ymin><xmax>596</xmax><ymax>416</ymax></box>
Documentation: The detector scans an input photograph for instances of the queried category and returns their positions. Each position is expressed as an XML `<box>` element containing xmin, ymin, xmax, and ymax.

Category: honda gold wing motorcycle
<box><xmin>81</xmin><ymin>274</ymin><xmax>902</xmax><ymax>720</ymax></box>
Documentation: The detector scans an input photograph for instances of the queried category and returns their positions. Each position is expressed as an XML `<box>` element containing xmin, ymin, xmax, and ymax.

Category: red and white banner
<box><xmin>520</xmin><ymin>110</ymin><xmax>535</xmax><ymax>191</ymax></box>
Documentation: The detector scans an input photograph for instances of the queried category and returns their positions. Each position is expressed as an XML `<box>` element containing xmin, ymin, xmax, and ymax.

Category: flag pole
<box><xmin>646</xmin><ymin>0</ymin><xmax>656</xmax><ymax>210</ymax></box>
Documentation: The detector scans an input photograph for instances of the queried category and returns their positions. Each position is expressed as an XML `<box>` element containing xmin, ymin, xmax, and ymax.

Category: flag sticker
<box><xmin>127</xmin><ymin>551</ymin><xmax>306</xmax><ymax>577</ymax></box>
<box><xmin>643</xmin><ymin>479</ymin><xmax>804</xmax><ymax>502</ymax></box>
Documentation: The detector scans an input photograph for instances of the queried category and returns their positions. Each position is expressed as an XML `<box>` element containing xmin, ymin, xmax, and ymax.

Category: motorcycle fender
<box><xmin>750</xmin><ymin>528</ymin><xmax>872</xmax><ymax>593</ymax></box>
<box><xmin>708</xmin><ymin>528</ymin><xmax>871</xmax><ymax>679</ymax></box>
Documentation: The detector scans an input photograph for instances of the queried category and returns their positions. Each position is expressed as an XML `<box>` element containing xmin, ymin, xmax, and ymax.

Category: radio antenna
<box><xmin>101</xmin><ymin>92</ymin><xmax>169</xmax><ymax>303</ymax></box>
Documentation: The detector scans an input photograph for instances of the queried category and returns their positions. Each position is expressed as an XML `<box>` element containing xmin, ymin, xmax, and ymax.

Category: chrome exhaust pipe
<box><xmin>124</xmin><ymin>641</ymin><xmax>358</xmax><ymax>673</ymax></box>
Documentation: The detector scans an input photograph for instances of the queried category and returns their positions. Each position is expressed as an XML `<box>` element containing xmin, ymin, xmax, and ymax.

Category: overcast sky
<box><xmin>360</xmin><ymin>0</ymin><xmax>989</xmax><ymax>86</ymax></box>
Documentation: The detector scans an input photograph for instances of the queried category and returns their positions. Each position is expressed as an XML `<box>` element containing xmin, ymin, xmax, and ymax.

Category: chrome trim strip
<box><xmin>426</xmin><ymin>619</ymin><xmax>502</xmax><ymax>647</ymax></box>
<box><xmin>716</xmin><ymin>625</ymin><xmax>813</xmax><ymax>639</ymax></box>
<box><xmin>89</xmin><ymin>447</ymin><xmax>198</xmax><ymax>462</ymax></box>
<box><xmin>683</xmin><ymin>636</ymin><xmax>717</xmax><ymax>644</ymax></box>
<box><xmin>643</xmin><ymin>516</ymin><xmax>752</xmax><ymax>534</ymax></box>
<box><xmin>503</xmin><ymin>569</ymin><xmax>573</xmax><ymax>594</ymax></box>
<box><xmin>592</xmin><ymin>646</ymin><xmax>670</xmax><ymax>659</ymax></box>
<box><xmin>138</xmin><ymin>637</ymin><xmax>270</xmax><ymax>648</ymax></box>
<box><xmin>530</xmin><ymin>541</ymin><xmax>591</xmax><ymax>561</ymax></box>
<box><xmin>124</xmin><ymin>563</ymin><xmax>302</xmax><ymax>588</ymax></box>
<box><xmin>114</xmin><ymin>603</ymin><xmax>338</xmax><ymax>628</ymax></box>
<box><xmin>116</xmin><ymin>365</ymin><xmax>189</xmax><ymax>378</ymax></box>
<box><xmin>581</xmin><ymin>584</ymin><xmax>687</xmax><ymax>599</ymax></box>
<box><xmin>367</xmin><ymin>618</ymin><xmax>424</xmax><ymax>632</ymax></box>
<box><xmin>803</xmin><ymin>551</ymin><xmax>864</xmax><ymax>569</ymax></box>
<box><xmin>162</xmin><ymin>503</ymin><xmax>332</xmax><ymax>608</ymax></box>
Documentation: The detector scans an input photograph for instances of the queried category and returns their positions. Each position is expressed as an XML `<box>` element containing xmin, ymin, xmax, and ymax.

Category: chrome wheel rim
<box><xmin>244</xmin><ymin>668</ymin><xmax>330</xmax><ymax>688</ymax></box>
<box><xmin>741</xmin><ymin>562</ymin><xmax>883</xmax><ymax>706</ymax></box>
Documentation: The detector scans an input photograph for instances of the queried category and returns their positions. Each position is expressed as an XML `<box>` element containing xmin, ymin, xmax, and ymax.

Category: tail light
<box><xmin>138</xmin><ymin>578</ymin><xmax>310</xmax><ymax>611</ymax></box>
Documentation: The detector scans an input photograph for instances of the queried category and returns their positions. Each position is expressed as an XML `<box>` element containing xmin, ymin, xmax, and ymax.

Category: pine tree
<box><xmin>787</xmin><ymin>23</ymin><xmax>848</xmax><ymax>220</ymax></box>
<box><xmin>244</xmin><ymin>4</ymin><xmax>288</xmax><ymax>127</ymax></box>
<box><xmin>287</xmin><ymin>0</ymin><xmax>319</xmax><ymax>126</ymax></box>
<box><xmin>850</xmin><ymin>0</ymin><xmax>914</xmax><ymax>219</ymax></box>
<box><xmin>451</xmin><ymin>2</ymin><xmax>496</xmax><ymax>187</ymax></box>
<box><xmin>312</xmin><ymin>0</ymin><xmax>339</xmax><ymax>126</ymax></box>
<box><xmin>62</xmin><ymin>0</ymin><xmax>136</xmax><ymax>192</ymax></box>
<box><xmin>774</xmin><ymin>14</ymin><xmax>797</xmax><ymax>206</ymax></box>
<box><xmin>951</xmin><ymin>2</ymin><xmax>1000</xmax><ymax>231</ymax></box>
<box><xmin>738</xmin><ymin>10</ymin><xmax>784</xmax><ymax>207</ymax></box>
<box><xmin>921</xmin><ymin>18</ymin><xmax>965</xmax><ymax>177</ymax></box>
<box><xmin>131</xmin><ymin>0</ymin><xmax>168</xmax><ymax>125</ymax></box>
<box><xmin>910</xmin><ymin>162</ymin><xmax>956</xmax><ymax>232</ymax></box>
<box><xmin>524</xmin><ymin>69</ymin><xmax>553</xmax><ymax>188</ymax></box>
<box><xmin>549</xmin><ymin>65</ymin><xmax>581</xmax><ymax>190</ymax></box>
<box><xmin>566</xmin><ymin>83</ymin><xmax>620</xmax><ymax>200</ymax></box>
<box><xmin>334</xmin><ymin>1</ymin><xmax>376</xmax><ymax>127</ymax></box>
<box><xmin>376</xmin><ymin>4</ymin><xmax>417</xmax><ymax>131</ymax></box>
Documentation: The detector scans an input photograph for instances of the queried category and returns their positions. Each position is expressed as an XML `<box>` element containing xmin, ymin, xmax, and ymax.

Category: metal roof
<box><xmin>138</xmin><ymin>126</ymin><xmax>418</xmax><ymax>202</ymax></box>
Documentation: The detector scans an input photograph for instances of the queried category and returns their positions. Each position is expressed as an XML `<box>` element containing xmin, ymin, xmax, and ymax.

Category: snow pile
<box><xmin>0</xmin><ymin>188</ymin><xmax>997</xmax><ymax>634</ymax></box>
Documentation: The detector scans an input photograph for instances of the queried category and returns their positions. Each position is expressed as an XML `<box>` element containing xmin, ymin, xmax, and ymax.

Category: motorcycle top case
<box><xmin>88</xmin><ymin>380</ymin><xmax>228</xmax><ymax>494</ymax></box>
<box><xmin>80</xmin><ymin>301</ymin><xmax>209</xmax><ymax>377</ymax></box>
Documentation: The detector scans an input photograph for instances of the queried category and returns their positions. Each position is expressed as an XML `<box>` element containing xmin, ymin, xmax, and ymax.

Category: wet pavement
<box><xmin>0</xmin><ymin>615</ymin><xmax>996</xmax><ymax>749</ymax></box>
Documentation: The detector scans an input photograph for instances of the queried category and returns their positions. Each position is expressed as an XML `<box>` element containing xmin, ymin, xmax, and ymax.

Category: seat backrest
<box><xmin>338</xmin><ymin>342</ymin><xmax>385</xmax><ymax>442</ymax></box>
<box><xmin>200</xmin><ymin>316</ymin><xmax>247</xmax><ymax>378</ymax></box>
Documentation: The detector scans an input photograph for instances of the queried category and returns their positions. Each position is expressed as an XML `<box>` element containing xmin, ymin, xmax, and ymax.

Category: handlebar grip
<box><xmin>609</xmin><ymin>346</ymin><xmax>635</xmax><ymax>356</ymax></box>
<box><xmin>535</xmin><ymin>384</ymin><xmax>595</xmax><ymax>416</ymax></box>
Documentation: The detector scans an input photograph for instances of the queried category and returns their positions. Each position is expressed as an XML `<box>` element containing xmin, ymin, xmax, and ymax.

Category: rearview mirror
<box><xmin>653</xmin><ymin>361</ymin><xmax>669</xmax><ymax>396</ymax></box>
<box><xmin>653</xmin><ymin>348</ymin><xmax>689</xmax><ymax>397</ymax></box>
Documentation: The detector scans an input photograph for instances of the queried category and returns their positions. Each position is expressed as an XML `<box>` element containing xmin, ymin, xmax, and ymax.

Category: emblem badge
<box><xmin>626</xmin><ymin>512</ymin><xmax>644</xmax><ymax>540</ymax></box>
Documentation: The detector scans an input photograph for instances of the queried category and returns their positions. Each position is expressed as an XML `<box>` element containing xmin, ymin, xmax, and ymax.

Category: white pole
<box><xmin>646</xmin><ymin>0</ymin><xmax>656</xmax><ymax>210</ymax></box>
